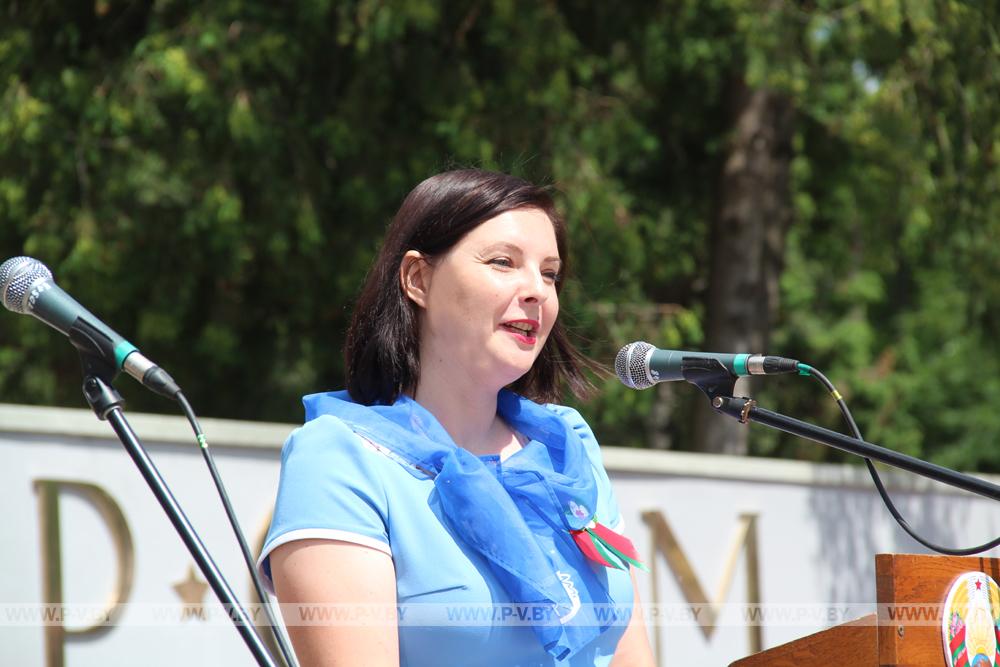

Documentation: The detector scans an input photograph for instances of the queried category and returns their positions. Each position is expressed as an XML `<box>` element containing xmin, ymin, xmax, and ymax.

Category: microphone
<box><xmin>615</xmin><ymin>341</ymin><xmax>800</xmax><ymax>390</ymax></box>
<box><xmin>0</xmin><ymin>256</ymin><xmax>181</xmax><ymax>398</ymax></box>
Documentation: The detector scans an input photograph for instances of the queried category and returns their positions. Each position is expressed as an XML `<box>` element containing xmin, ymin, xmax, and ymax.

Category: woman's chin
<box><xmin>493</xmin><ymin>363</ymin><xmax>537</xmax><ymax>391</ymax></box>
<box><xmin>469</xmin><ymin>343</ymin><xmax>545</xmax><ymax>391</ymax></box>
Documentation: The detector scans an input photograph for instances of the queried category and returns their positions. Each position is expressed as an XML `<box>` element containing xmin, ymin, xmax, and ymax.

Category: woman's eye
<box><xmin>489</xmin><ymin>257</ymin><xmax>513</xmax><ymax>268</ymax></box>
<box><xmin>544</xmin><ymin>271</ymin><xmax>561</xmax><ymax>283</ymax></box>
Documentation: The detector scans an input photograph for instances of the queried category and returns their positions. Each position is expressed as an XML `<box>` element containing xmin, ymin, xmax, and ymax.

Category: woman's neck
<box><xmin>413</xmin><ymin>367</ymin><xmax>518</xmax><ymax>458</ymax></box>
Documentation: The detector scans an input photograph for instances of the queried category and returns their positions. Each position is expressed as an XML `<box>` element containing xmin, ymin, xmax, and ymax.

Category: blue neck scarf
<box><xmin>302</xmin><ymin>389</ymin><xmax>618</xmax><ymax>660</ymax></box>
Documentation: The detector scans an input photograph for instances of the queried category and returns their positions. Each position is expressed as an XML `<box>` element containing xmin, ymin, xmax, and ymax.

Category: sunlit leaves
<box><xmin>1</xmin><ymin>0</ymin><xmax>998</xmax><ymax>473</ymax></box>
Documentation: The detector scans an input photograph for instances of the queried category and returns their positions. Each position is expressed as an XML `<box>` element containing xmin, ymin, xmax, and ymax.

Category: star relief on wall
<box><xmin>172</xmin><ymin>564</ymin><xmax>209</xmax><ymax>620</ymax></box>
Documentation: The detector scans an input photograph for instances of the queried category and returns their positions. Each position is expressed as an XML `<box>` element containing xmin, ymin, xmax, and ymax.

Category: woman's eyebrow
<box><xmin>480</xmin><ymin>242</ymin><xmax>522</xmax><ymax>255</ymax></box>
<box><xmin>480</xmin><ymin>242</ymin><xmax>561</xmax><ymax>264</ymax></box>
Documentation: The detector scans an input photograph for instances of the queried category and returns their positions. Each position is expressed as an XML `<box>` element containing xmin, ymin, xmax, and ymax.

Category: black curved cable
<box><xmin>799</xmin><ymin>364</ymin><xmax>1000</xmax><ymax>555</ymax></box>
<box><xmin>176</xmin><ymin>392</ymin><xmax>297</xmax><ymax>667</ymax></box>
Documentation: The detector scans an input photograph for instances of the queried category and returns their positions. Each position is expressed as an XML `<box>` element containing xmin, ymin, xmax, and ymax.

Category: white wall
<box><xmin>2</xmin><ymin>402</ymin><xmax>998</xmax><ymax>666</ymax></box>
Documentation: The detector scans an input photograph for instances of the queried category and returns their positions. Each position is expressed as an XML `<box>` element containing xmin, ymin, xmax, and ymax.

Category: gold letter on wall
<box><xmin>642</xmin><ymin>510</ymin><xmax>761</xmax><ymax>659</ymax></box>
<box><xmin>35</xmin><ymin>480</ymin><xmax>134</xmax><ymax>667</ymax></box>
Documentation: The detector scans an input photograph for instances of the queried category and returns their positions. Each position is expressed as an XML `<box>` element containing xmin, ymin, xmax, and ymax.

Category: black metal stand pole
<box><xmin>677</xmin><ymin>356</ymin><xmax>1000</xmax><ymax>504</ymax></box>
<box><xmin>711</xmin><ymin>394</ymin><xmax>1000</xmax><ymax>502</ymax></box>
<box><xmin>80</xmin><ymin>370</ymin><xmax>278</xmax><ymax>667</ymax></box>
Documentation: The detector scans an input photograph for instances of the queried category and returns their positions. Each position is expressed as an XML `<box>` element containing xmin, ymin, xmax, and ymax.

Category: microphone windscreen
<box><xmin>615</xmin><ymin>341</ymin><xmax>655</xmax><ymax>390</ymax></box>
<box><xmin>0</xmin><ymin>256</ymin><xmax>51</xmax><ymax>313</ymax></box>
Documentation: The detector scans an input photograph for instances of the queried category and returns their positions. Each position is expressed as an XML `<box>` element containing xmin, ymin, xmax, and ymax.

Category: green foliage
<box><xmin>2</xmin><ymin>1</ymin><xmax>999</xmax><ymax>473</ymax></box>
<box><xmin>753</xmin><ymin>0</ymin><xmax>1000</xmax><ymax>470</ymax></box>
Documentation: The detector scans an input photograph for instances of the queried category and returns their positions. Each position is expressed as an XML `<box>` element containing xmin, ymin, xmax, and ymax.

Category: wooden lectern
<box><xmin>730</xmin><ymin>554</ymin><xmax>1000</xmax><ymax>666</ymax></box>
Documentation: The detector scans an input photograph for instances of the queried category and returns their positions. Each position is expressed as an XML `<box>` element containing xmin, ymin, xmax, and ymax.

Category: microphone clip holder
<box><xmin>680</xmin><ymin>357</ymin><xmax>742</xmax><ymax>407</ymax></box>
<box><xmin>79</xmin><ymin>350</ymin><xmax>124</xmax><ymax>420</ymax></box>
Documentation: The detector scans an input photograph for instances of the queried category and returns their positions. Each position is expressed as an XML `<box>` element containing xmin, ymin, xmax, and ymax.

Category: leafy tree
<box><xmin>752</xmin><ymin>1</ymin><xmax>1000</xmax><ymax>472</ymax></box>
<box><xmin>2</xmin><ymin>0</ymin><xmax>999</xmax><ymax>475</ymax></box>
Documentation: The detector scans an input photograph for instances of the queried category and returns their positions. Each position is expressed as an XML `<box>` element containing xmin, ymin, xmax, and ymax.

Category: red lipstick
<box><xmin>500</xmin><ymin>319</ymin><xmax>540</xmax><ymax>344</ymax></box>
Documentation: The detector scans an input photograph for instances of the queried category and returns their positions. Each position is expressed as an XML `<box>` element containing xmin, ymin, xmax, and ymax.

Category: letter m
<box><xmin>642</xmin><ymin>511</ymin><xmax>761</xmax><ymax>655</ymax></box>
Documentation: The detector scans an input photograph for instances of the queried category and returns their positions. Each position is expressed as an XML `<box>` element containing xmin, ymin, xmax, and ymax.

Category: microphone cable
<box><xmin>797</xmin><ymin>363</ymin><xmax>1000</xmax><ymax>556</ymax></box>
<box><xmin>175</xmin><ymin>392</ymin><xmax>297</xmax><ymax>667</ymax></box>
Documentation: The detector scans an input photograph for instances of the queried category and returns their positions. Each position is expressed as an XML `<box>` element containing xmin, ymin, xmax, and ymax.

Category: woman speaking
<box><xmin>257</xmin><ymin>169</ymin><xmax>654</xmax><ymax>666</ymax></box>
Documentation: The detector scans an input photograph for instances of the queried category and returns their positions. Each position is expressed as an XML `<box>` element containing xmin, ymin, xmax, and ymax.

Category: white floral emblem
<box><xmin>568</xmin><ymin>500</ymin><xmax>590</xmax><ymax>520</ymax></box>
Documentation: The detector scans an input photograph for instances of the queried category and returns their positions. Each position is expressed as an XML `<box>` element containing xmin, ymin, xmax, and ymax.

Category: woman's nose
<box><xmin>519</xmin><ymin>268</ymin><xmax>549</xmax><ymax>304</ymax></box>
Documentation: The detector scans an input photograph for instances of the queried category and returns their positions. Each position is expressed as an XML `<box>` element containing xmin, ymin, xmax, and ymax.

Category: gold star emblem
<box><xmin>173</xmin><ymin>564</ymin><xmax>209</xmax><ymax>620</ymax></box>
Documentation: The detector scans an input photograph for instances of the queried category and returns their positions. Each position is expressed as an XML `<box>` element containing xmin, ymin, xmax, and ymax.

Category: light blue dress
<box><xmin>257</xmin><ymin>404</ymin><xmax>634</xmax><ymax>666</ymax></box>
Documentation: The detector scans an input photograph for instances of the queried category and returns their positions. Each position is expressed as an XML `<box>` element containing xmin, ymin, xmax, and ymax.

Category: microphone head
<box><xmin>0</xmin><ymin>256</ymin><xmax>52</xmax><ymax>314</ymax></box>
<box><xmin>614</xmin><ymin>341</ymin><xmax>655</xmax><ymax>390</ymax></box>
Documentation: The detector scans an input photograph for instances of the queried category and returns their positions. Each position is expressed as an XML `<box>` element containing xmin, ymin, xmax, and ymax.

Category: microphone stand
<box><xmin>681</xmin><ymin>358</ymin><xmax>1000</xmax><ymax>502</ymax></box>
<box><xmin>77</xmin><ymin>351</ymin><xmax>279</xmax><ymax>667</ymax></box>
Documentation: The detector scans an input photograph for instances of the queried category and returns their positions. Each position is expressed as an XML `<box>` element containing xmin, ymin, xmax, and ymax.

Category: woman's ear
<box><xmin>400</xmin><ymin>250</ymin><xmax>431</xmax><ymax>308</ymax></box>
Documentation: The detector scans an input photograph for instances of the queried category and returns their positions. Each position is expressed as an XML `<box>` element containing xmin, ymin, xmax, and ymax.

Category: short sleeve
<box><xmin>256</xmin><ymin>415</ymin><xmax>391</xmax><ymax>594</ymax></box>
<box><xmin>545</xmin><ymin>405</ymin><xmax>624</xmax><ymax>532</ymax></box>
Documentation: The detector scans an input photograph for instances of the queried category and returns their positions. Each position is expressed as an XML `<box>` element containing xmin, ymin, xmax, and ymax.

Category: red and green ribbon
<box><xmin>571</xmin><ymin>519</ymin><xmax>648</xmax><ymax>572</ymax></box>
<box><xmin>950</xmin><ymin>624</ymin><xmax>967</xmax><ymax>667</ymax></box>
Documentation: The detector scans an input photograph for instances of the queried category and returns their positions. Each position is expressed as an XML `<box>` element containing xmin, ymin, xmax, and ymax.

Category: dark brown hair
<box><xmin>344</xmin><ymin>169</ymin><xmax>595</xmax><ymax>405</ymax></box>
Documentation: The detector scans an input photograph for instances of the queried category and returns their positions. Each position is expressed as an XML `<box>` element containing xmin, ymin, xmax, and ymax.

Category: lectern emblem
<box><xmin>942</xmin><ymin>572</ymin><xmax>1000</xmax><ymax>667</ymax></box>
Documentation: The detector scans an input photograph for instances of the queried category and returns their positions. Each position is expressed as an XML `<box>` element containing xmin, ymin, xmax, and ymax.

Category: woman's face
<box><xmin>404</xmin><ymin>207</ymin><xmax>561</xmax><ymax>390</ymax></box>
